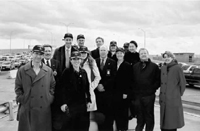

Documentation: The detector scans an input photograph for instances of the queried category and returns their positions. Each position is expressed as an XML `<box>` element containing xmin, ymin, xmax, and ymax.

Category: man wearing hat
<box><xmin>15</xmin><ymin>45</ymin><xmax>56</xmax><ymax>131</ymax></box>
<box><xmin>60</xmin><ymin>50</ymin><xmax>91</xmax><ymax>131</ymax></box>
<box><xmin>52</xmin><ymin>33</ymin><xmax>78</xmax><ymax>73</ymax></box>
<box><xmin>108</xmin><ymin>41</ymin><xmax>118</xmax><ymax>62</ymax></box>
<box><xmin>52</xmin><ymin>33</ymin><xmax>78</xmax><ymax>131</ymax></box>
<box><xmin>77</xmin><ymin>34</ymin><xmax>85</xmax><ymax>48</ymax></box>
<box><xmin>123</xmin><ymin>42</ymin><xmax>129</xmax><ymax>53</ymax></box>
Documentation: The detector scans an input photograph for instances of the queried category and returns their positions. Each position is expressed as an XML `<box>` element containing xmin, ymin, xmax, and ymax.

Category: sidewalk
<box><xmin>1</xmin><ymin>106</ymin><xmax>200</xmax><ymax>131</ymax></box>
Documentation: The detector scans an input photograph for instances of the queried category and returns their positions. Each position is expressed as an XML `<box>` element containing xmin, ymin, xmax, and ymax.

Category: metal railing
<box><xmin>0</xmin><ymin>100</ymin><xmax>18</xmax><ymax>120</ymax></box>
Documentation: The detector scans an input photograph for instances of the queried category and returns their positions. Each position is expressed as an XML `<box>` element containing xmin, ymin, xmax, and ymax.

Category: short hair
<box><xmin>162</xmin><ymin>51</ymin><xmax>175</xmax><ymax>59</ymax></box>
<box><xmin>43</xmin><ymin>44</ymin><xmax>52</xmax><ymax>49</ymax></box>
<box><xmin>96</xmin><ymin>37</ymin><xmax>104</xmax><ymax>43</ymax></box>
<box><xmin>139</xmin><ymin>48</ymin><xmax>149</xmax><ymax>54</ymax></box>
<box><xmin>99</xmin><ymin>45</ymin><xmax>108</xmax><ymax>51</ymax></box>
<box><xmin>129</xmin><ymin>40</ymin><xmax>138</xmax><ymax>48</ymax></box>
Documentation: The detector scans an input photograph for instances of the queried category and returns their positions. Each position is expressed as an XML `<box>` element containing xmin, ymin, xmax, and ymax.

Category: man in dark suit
<box><xmin>91</xmin><ymin>37</ymin><xmax>104</xmax><ymax>59</ymax></box>
<box><xmin>42</xmin><ymin>44</ymin><xmax>62</xmax><ymax>131</ymax></box>
<box><xmin>95</xmin><ymin>45</ymin><xmax>117</xmax><ymax>131</ymax></box>
<box><xmin>52</xmin><ymin>33</ymin><xmax>78</xmax><ymax>73</ymax></box>
<box><xmin>51</xmin><ymin>33</ymin><xmax>78</xmax><ymax>131</ymax></box>
<box><xmin>42</xmin><ymin>44</ymin><xmax>60</xmax><ymax>81</ymax></box>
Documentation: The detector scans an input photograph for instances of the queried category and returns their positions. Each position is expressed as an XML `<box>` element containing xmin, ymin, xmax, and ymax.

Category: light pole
<box><xmin>138</xmin><ymin>28</ymin><xmax>146</xmax><ymax>48</ymax></box>
<box><xmin>60</xmin><ymin>22</ymin><xmax>74</xmax><ymax>32</ymax></box>
<box><xmin>10</xmin><ymin>31</ymin><xmax>15</xmax><ymax>53</ymax></box>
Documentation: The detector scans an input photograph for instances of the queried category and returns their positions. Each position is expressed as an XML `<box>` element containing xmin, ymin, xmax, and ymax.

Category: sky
<box><xmin>0</xmin><ymin>0</ymin><xmax>200</xmax><ymax>55</ymax></box>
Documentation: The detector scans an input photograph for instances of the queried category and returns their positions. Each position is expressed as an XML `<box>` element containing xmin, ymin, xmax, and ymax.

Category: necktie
<box><xmin>100</xmin><ymin>58</ymin><xmax>104</xmax><ymax>70</ymax></box>
<box><xmin>46</xmin><ymin>60</ymin><xmax>50</xmax><ymax>67</ymax></box>
<box><xmin>65</xmin><ymin>49</ymin><xmax>70</xmax><ymax>68</ymax></box>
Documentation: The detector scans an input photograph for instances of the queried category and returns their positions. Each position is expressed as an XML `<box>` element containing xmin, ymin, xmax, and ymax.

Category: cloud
<box><xmin>0</xmin><ymin>0</ymin><xmax>200</xmax><ymax>54</ymax></box>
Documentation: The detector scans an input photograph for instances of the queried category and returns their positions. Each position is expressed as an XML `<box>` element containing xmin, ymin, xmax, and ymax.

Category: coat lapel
<box><xmin>24</xmin><ymin>62</ymin><xmax>36</xmax><ymax>79</ymax></box>
<box><xmin>61</xmin><ymin>46</ymin><xmax>65</xmax><ymax>70</ymax></box>
<box><xmin>33</xmin><ymin>65</ymin><xmax>48</xmax><ymax>84</ymax></box>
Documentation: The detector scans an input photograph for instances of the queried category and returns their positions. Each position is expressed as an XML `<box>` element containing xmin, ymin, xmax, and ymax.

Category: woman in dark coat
<box><xmin>124</xmin><ymin>40</ymin><xmax>140</xmax><ymax>66</ymax></box>
<box><xmin>124</xmin><ymin>40</ymin><xmax>140</xmax><ymax>119</ymax></box>
<box><xmin>60</xmin><ymin>51</ymin><xmax>91</xmax><ymax>131</ymax></box>
<box><xmin>160</xmin><ymin>51</ymin><xmax>186</xmax><ymax>131</ymax></box>
<box><xmin>113</xmin><ymin>47</ymin><xmax>132</xmax><ymax>131</ymax></box>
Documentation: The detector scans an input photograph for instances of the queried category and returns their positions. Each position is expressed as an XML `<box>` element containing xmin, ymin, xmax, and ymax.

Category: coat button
<box><xmin>40</xmin><ymin>106</ymin><xmax>42</xmax><ymax>108</ymax></box>
<box><xmin>160</xmin><ymin>92</ymin><xmax>162</xmax><ymax>94</ymax></box>
<box><xmin>160</xmin><ymin>100</ymin><xmax>162</xmax><ymax>103</ymax></box>
<box><xmin>41</xmin><ymin>96</ymin><xmax>43</xmax><ymax>98</ymax></box>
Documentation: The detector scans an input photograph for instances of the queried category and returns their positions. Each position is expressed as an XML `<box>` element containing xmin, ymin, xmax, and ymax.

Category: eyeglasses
<box><xmin>80</xmin><ymin>52</ymin><xmax>87</xmax><ymax>54</ymax></box>
<box><xmin>71</xmin><ymin>58</ymin><xmax>81</xmax><ymax>60</ymax></box>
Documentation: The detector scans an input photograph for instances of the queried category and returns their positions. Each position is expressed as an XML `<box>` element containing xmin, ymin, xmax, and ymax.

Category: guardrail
<box><xmin>0</xmin><ymin>100</ymin><xmax>18</xmax><ymax>121</ymax></box>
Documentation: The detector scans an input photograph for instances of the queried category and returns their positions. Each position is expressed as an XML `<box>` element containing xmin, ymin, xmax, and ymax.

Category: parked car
<box><xmin>1</xmin><ymin>61</ymin><xmax>15</xmax><ymax>70</ymax></box>
<box><xmin>178</xmin><ymin>62</ymin><xmax>187</xmax><ymax>67</ymax></box>
<box><xmin>184</xmin><ymin>67</ymin><xmax>200</xmax><ymax>86</ymax></box>
<box><xmin>182</xmin><ymin>65</ymin><xmax>199</xmax><ymax>74</ymax></box>
<box><xmin>0</xmin><ymin>61</ymin><xmax>2</xmax><ymax>72</ymax></box>
<box><xmin>13</xmin><ymin>59</ymin><xmax>21</xmax><ymax>68</ymax></box>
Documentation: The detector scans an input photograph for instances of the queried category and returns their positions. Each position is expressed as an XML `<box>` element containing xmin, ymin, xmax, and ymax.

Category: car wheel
<box><xmin>189</xmin><ymin>84</ymin><xmax>194</xmax><ymax>87</ymax></box>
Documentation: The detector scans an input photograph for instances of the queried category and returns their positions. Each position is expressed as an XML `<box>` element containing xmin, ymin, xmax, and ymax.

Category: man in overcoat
<box><xmin>15</xmin><ymin>45</ymin><xmax>55</xmax><ymax>131</ymax></box>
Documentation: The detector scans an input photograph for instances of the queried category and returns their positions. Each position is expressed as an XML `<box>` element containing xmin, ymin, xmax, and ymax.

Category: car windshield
<box><xmin>194</xmin><ymin>68</ymin><xmax>200</xmax><ymax>74</ymax></box>
<box><xmin>182</xmin><ymin>65</ymin><xmax>190</xmax><ymax>70</ymax></box>
<box><xmin>3</xmin><ymin>62</ymin><xmax>11</xmax><ymax>64</ymax></box>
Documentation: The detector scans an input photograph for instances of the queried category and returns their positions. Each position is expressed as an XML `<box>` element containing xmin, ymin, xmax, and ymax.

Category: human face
<box><xmin>110</xmin><ymin>45</ymin><xmax>117</xmax><ymax>52</ymax></box>
<box><xmin>116</xmin><ymin>51</ymin><xmax>124</xmax><ymax>61</ymax></box>
<box><xmin>44</xmin><ymin>47</ymin><xmax>52</xmax><ymax>60</ymax></box>
<box><xmin>77</xmin><ymin>38</ymin><xmax>85</xmax><ymax>47</ymax></box>
<box><xmin>128</xmin><ymin>43</ymin><xmax>137</xmax><ymax>53</ymax></box>
<box><xmin>163</xmin><ymin>54</ymin><xmax>173</xmax><ymax>64</ymax></box>
<box><xmin>32</xmin><ymin>52</ymin><xmax>44</xmax><ymax>63</ymax></box>
<box><xmin>139</xmin><ymin>49</ymin><xmax>149</xmax><ymax>61</ymax></box>
<box><xmin>80</xmin><ymin>52</ymin><xmax>88</xmax><ymax>60</ymax></box>
<box><xmin>96</xmin><ymin>38</ymin><xmax>104</xmax><ymax>48</ymax></box>
<box><xmin>99</xmin><ymin>47</ymin><xmax>108</xmax><ymax>58</ymax></box>
<box><xmin>71</xmin><ymin>57</ymin><xmax>81</xmax><ymax>69</ymax></box>
<box><xmin>64</xmin><ymin>38</ymin><xmax>73</xmax><ymax>48</ymax></box>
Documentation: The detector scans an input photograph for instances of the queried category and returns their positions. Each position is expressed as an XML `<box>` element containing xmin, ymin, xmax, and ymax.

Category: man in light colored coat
<box><xmin>15</xmin><ymin>45</ymin><xmax>55</xmax><ymax>131</ymax></box>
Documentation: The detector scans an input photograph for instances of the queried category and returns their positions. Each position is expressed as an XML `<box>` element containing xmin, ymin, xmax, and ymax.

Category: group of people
<box><xmin>15</xmin><ymin>32</ymin><xmax>186</xmax><ymax>131</ymax></box>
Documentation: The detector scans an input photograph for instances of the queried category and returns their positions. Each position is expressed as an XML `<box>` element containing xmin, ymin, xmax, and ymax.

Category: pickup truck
<box><xmin>184</xmin><ymin>67</ymin><xmax>200</xmax><ymax>86</ymax></box>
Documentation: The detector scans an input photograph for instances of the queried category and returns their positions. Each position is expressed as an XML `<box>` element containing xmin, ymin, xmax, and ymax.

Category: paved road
<box><xmin>1</xmin><ymin>106</ymin><xmax>200</xmax><ymax>131</ymax></box>
<box><xmin>1</xmin><ymin>70</ymin><xmax>200</xmax><ymax>131</ymax></box>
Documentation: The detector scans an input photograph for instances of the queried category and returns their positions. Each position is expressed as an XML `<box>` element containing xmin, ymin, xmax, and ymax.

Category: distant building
<box><xmin>174</xmin><ymin>53</ymin><xmax>194</xmax><ymax>63</ymax></box>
